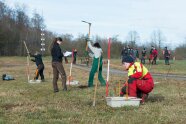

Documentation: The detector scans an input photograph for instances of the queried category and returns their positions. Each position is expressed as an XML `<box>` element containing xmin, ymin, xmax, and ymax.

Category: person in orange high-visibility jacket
<box><xmin>120</xmin><ymin>55</ymin><xmax>154</xmax><ymax>103</ymax></box>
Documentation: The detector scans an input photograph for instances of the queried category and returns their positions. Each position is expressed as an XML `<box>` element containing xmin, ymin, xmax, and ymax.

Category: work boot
<box><xmin>54</xmin><ymin>89</ymin><xmax>59</xmax><ymax>93</ymax></box>
<box><xmin>63</xmin><ymin>87</ymin><xmax>67</xmax><ymax>91</ymax></box>
<box><xmin>141</xmin><ymin>94</ymin><xmax>149</xmax><ymax>104</ymax></box>
<box><xmin>88</xmin><ymin>82</ymin><xmax>93</xmax><ymax>87</ymax></box>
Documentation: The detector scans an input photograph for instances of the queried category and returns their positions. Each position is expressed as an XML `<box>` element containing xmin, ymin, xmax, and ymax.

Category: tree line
<box><xmin>0</xmin><ymin>1</ymin><xmax>186</xmax><ymax>59</ymax></box>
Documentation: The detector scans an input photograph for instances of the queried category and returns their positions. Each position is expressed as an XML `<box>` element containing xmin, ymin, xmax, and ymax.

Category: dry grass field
<box><xmin>0</xmin><ymin>57</ymin><xmax>186</xmax><ymax>124</ymax></box>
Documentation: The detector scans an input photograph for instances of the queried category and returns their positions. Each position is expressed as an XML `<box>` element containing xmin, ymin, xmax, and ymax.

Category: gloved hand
<box><xmin>128</xmin><ymin>77</ymin><xmax>136</xmax><ymax>84</ymax></box>
<box><xmin>121</xmin><ymin>86</ymin><xmax>127</xmax><ymax>94</ymax></box>
<box><xmin>120</xmin><ymin>84</ymin><xmax>129</xmax><ymax>97</ymax></box>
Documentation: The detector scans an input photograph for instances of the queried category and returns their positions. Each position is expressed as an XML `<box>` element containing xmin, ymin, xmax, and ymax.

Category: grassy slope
<box><xmin>0</xmin><ymin>57</ymin><xmax>186</xmax><ymax>124</ymax></box>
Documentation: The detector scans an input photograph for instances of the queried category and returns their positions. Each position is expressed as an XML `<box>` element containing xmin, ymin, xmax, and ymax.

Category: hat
<box><xmin>57</xmin><ymin>37</ymin><xmax>63</xmax><ymax>42</ymax></box>
<box><xmin>122</xmin><ymin>56</ymin><xmax>134</xmax><ymax>63</ymax></box>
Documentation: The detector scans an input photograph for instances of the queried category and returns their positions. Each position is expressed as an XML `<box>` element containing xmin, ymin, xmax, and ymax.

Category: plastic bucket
<box><xmin>106</xmin><ymin>97</ymin><xmax>141</xmax><ymax>107</ymax></box>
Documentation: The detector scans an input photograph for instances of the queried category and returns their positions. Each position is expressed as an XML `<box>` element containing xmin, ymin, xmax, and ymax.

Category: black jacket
<box><xmin>30</xmin><ymin>54</ymin><xmax>43</xmax><ymax>66</ymax></box>
<box><xmin>51</xmin><ymin>43</ymin><xmax>64</xmax><ymax>62</ymax></box>
<box><xmin>121</xmin><ymin>48</ymin><xmax>128</xmax><ymax>57</ymax></box>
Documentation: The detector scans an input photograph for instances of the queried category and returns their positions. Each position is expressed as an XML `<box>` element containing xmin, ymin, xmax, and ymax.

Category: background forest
<box><xmin>0</xmin><ymin>1</ymin><xmax>186</xmax><ymax>59</ymax></box>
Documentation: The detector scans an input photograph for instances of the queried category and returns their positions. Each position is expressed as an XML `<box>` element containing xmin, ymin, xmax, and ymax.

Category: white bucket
<box><xmin>106</xmin><ymin>97</ymin><xmax>141</xmax><ymax>107</ymax></box>
<box><xmin>66</xmin><ymin>80</ymin><xmax>79</xmax><ymax>85</ymax></box>
<box><xmin>29</xmin><ymin>80</ymin><xmax>41</xmax><ymax>83</ymax></box>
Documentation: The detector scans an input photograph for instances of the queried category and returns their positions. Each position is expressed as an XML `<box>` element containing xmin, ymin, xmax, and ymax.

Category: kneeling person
<box><xmin>120</xmin><ymin>55</ymin><xmax>154</xmax><ymax>103</ymax></box>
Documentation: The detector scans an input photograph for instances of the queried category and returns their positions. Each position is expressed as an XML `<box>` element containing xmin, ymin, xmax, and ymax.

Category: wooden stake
<box><xmin>125</xmin><ymin>81</ymin><xmax>129</xmax><ymax>99</ymax></box>
<box><xmin>23</xmin><ymin>41</ymin><xmax>30</xmax><ymax>83</ymax></box>
<box><xmin>118</xmin><ymin>81</ymin><xmax>121</xmax><ymax>96</ymax></box>
<box><xmin>26</xmin><ymin>56</ymin><xmax>30</xmax><ymax>82</ymax></box>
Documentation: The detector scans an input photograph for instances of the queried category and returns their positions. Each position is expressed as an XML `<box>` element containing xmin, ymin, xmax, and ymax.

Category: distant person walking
<box><xmin>50</xmin><ymin>37</ymin><xmax>67</xmax><ymax>92</ymax></box>
<box><xmin>30</xmin><ymin>51</ymin><xmax>45</xmax><ymax>81</ymax></box>
<box><xmin>73</xmin><ymin>49</ymin><xmax>77</xmax><ymax>64</ymax></box>
<box><xmin>133</xmin><ymin>48</ymin><xmax>139</xmax><ymax>61</ymax></box>
<box><xmin>149</xmin><ymin>46</ymin><xmax>154</xmax><ymax>64</ymax></box>
<box><xmin>87</xmin><ymin>39</ymin><xmax>106</xmax><ymax>87</ymax></box>
<box><xmin>163</xmin><ymin>47</ymin><xmax>171</xmax><ymax>65</ymax></box>
<box><xmin>152</xmin><ymin>47</ymin><xmax>158</xmax><ymax>65</ymax></box>
<box><xmin>141</xmin><ymin>48</ymin><xmax>146</xmax><ymax>64</ymax></box>
<box><xmin>129</xmin><ymin>47</ymin><xmax>134</xmax><ymax>58</ymax></box>
<box><xmin>121</xmin><ymin>46</ymin><xmax>128</xmax><ymax>60</ymax></box>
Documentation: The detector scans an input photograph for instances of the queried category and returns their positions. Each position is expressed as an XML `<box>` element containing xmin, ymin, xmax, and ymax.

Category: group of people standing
<box><xmin>121</xmin><ymin>45</ymin><xmax>171</xmax><ymax>65</ymax></box>
<box><xmin>121</xmin><ymin>45</ymin><xmax>139</xmax><ymax>62</ymax></box>
<box><xmin>149</xmin><ymin>46</ymin><xmax>171</xmax><ymax>65</ymax></box>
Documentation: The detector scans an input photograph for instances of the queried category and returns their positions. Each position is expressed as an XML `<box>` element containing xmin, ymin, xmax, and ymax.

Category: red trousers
<box><xmin>120</xmin><ymin>78</ymin><xmax>154</xmax><ymax>97</ymax></box>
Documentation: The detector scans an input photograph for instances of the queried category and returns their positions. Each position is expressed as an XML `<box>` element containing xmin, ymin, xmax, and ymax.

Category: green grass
<box><xmin>0</xmin><ymin>57</ymin><xmax>186</xmax><ymax>124</ymax></box>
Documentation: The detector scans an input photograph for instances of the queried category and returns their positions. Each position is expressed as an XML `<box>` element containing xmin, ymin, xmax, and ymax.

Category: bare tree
<box><xmin>15</xmin><ymin>5</ymin><xmax>30</xmax><ymax>55</ymax></box>
<box><xmin>0</xmin><ymin>1</ymin><xmax>55</xmax><ymax>56</ymax></box>
<box><xmin>30</xmin><ymin>10</ymin><xmax>45</xmax><ymax>52</ymax></box>
<box><xmin>126</xmin><ymin>30</ymin><xmax>140</xmax><ymax>48</ymax></box>
<box><xmin>151</xmin><ymin>29</ymin><xmax>166</xmax><ymax>52</ymax></box>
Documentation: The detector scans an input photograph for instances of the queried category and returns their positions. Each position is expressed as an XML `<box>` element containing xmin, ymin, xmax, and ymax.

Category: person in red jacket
<box><xmin>152</xmin><ymin>47</ymin><xmax>158</xmax><ymax>65</ymax></box>
<box><xmin>120</xmin><ymin>55</ymin><xmax>154</xmax><ymax>103</ymax></box>
<box><xmin>149</xmin><ymin>46</ymin><xmax>154</xmax><ymax>64</ymax></box>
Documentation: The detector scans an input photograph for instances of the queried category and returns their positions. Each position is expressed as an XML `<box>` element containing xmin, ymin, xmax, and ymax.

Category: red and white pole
<box><xmin>106</xmin><ymin>38</ymin><xmax>111</xmax><ymax>97</ymax></box>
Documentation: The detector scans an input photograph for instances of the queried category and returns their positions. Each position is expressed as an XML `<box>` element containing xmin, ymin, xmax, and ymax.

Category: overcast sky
<box><xmin>5</xmin><ymin>0</ymin><xmax>186</xmax><ymax>48</ymax></box>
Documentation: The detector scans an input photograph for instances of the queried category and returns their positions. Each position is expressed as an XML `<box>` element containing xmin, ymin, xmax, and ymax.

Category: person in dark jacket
<box><xmin>50</xmin><ymin>37</ymin><xmax>67</xmax><ymax>92</ymax></box>
<box><xmin>133</xmin><ymin>48</ymin><xmax>139</xmax><ymax>61</ymax></box>
<box><xmin>163</xmin><ymin>47</ymin><xmax>171</xmax><ymax>65</ymax></box>
<box><xmin>141</xmin><ymin>48</ymin><xmax>146</xmax><ymax>64</ymax></box>
<box><xmin>30</xmin><ymin>51</ymin><xmax>45</xmax><ymax>81</ymax></box>
<box><xmin>149</xmin><ymin>46</ymin><xmax>154</xmax><ymax>64</ymax></box>
<box><xmin>73</xmin><ymin>49</ymin><xmax>77</xmax><ymax>64</ymax></box>
<box><xmin>121</xmin><ymin>46</ymin><xmax>128</xmax><ymax>60</ymax></box>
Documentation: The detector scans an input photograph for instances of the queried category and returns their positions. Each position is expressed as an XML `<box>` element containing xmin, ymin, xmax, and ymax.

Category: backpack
<box><xmin>2</xmin><ymin>74</ymin><xmax>14</xmax><ymax>80</ymax></box>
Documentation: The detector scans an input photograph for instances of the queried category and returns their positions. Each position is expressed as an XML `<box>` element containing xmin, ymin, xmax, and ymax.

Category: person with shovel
<box><xmin>120</xmin><ymin>55</ymin><xmax>154</xmax><ymax>103</ymax></box>
<box><xmin>30</xmin><ymin>51</ymin><xmax>45</xmax><ymax>81</ymax></box>
<box><xmin>50</xmin><ymin>37</ymin><xmax>67</xmax><ymax>92</ymax></box>
<box><xmin>87</xmin><ymin>39</ymin><xmax>106</xmax><ymax>87</ymax></box>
